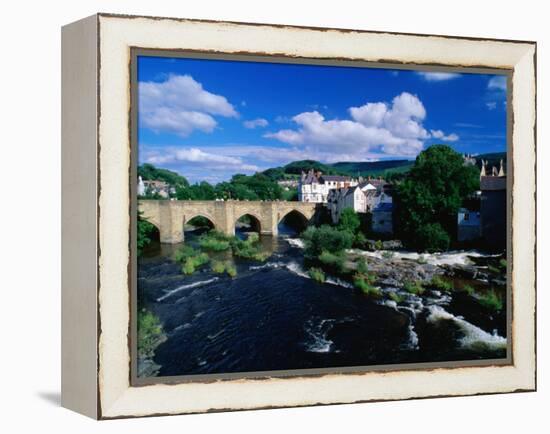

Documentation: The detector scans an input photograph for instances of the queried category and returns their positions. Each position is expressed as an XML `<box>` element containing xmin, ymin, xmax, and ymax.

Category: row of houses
<box><xmin>298</xmin><ymin>158</ymin><xmax>507</xmax><ymax>249</ymax></box>
<box><xmin>298</xmin><ymin>170</ymin><xmax>394</xmax><ymax>235</ymax></box>
<box><xmin>137</xmin><ymin>176</ymin><xmax>175</xmax><ymax>198</ymax></box>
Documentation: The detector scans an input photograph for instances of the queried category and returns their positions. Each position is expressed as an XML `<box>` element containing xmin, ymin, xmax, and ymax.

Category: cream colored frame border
<box><xmin>96</xmin><ymin>14</ymin><xmax>535</xmax><ymax>418</ymax></box>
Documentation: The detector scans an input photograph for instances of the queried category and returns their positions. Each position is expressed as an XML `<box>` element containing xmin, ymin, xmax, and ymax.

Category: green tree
<box><xmin>338</xmin><ymin>208</ymin><xmax>361</xmax><ymax>234</ymax></box>
<box><xmin>137</xmin><ymin>213</ymin><xmax>156</xmax><ymax>256</ymax></box>
<box><xmin>395</xmin><ymin>145</ymin><xmax>479</xmax><ymax>251</ymax></box>
<box><xmin>302</xmin><ymin>225</ymin><xmax>354</xmax><ymax>257</ymax></box>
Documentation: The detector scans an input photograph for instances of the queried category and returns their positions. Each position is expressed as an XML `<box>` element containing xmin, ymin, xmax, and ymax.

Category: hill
<box><xmin>331</xmin><ymin>160</ymin><xmax>414</xmax><ymax>177</ymax></box>
<box><xmin>262</xmin><ymin>159</ymin><xmax>414</xmax><ymax>181</ymax></box>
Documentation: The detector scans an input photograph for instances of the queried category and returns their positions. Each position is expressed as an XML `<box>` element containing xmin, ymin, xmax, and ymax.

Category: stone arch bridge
<box><xmin>139</xmin><ymin>200</ymin><xmax>319</xmax><ymax>243</ymax></box>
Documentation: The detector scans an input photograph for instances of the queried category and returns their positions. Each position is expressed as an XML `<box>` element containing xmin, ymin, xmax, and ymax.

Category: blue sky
<box><xmin>138</xmin><ymin>55</ymin><xmax>507</xmax><ymax>184</ymax></box>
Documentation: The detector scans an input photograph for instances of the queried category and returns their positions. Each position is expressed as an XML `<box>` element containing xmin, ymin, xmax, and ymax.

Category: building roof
<box><xmin>480</xmin><ymin>176</ymin><xmax>506</xmax><ymax>191</ymax></box>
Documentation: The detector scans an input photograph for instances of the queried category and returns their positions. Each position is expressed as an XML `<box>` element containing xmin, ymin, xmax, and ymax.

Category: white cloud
<box><xmin>243</xmin><ymin>118</ymin><xmax>269</xmax><ymax>129</ymax></box>
<box><xmin>488</xmin><ymin>76</ymin><xmax>507</xmax><ymax>91</ymax></box>
<box><xmin>416</xmin><ymin>72</ymin><xmax>462</xmax><ymax>81</ymax></box>
<box><xmin>143</xmin><ymin>147</ymin><xmax>259</xmax><ymax>173</ymax></box>
<box><xmin>139</xmin><ymin>74</ymin><xmax>238</xmax><ymax>137</ymax></box>
<box><xmin>430</xmin><ymin>129</ymin><xmax>459</xmax><ymax>142</ymax></box>
<box><xmin>486</xmin><ymin>101</ymin><xmax>497</xmax><ymax>110</ymax></box>
<box><xmin>265</xmin><ymin>92</ymin><xmax>430</xmax><ymax>157</ymax></box>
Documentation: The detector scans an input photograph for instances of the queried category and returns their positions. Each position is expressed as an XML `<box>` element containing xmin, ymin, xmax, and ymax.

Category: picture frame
<box><xmin>61</xmin><ymin>13</ymin><xmax>536</xmax><ymax>419</ymax></box>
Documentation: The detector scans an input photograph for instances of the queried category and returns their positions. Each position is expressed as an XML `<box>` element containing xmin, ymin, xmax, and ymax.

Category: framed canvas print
<box><xmin>61</xmin><ymin>13</ymin><xmax>536</xmax><ymax>419</ymax></box>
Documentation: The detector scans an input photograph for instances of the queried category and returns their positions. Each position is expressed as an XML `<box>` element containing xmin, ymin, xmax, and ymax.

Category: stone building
<box><xmin>480</xmin><ymin>159</ymin><xmax>507</xmax><ymax>251</ymax></box>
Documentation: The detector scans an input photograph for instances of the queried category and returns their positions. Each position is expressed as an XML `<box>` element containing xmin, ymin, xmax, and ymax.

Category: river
<box><xmin>137</xmin><ymin>225</ymin><xmax>507</xmax><ymax>378</ymax></box>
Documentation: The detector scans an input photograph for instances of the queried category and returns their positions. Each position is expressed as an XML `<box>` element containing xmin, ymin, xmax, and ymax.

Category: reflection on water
<box><xmin>137</xmin><ymin>224</ymin><xmax>507</xmax><ymax>377</ymax></box>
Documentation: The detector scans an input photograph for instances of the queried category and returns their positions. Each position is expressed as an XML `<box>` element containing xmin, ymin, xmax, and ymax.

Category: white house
<box><xmin>298</xmin><ymin>170</ymin><xmax>358</xmax><ymax>203</ymax></box>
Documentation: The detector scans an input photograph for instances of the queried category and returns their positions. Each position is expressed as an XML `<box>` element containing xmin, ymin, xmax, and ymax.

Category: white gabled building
<box><xmin>298</xmin><ymin>170</ymin><xmax>358</xmax><ymax>203</ymax></box>
<box><xmin>327</xmin><ymin>178</ymin><xmax>394</xmax><ymax>234</ymax></box>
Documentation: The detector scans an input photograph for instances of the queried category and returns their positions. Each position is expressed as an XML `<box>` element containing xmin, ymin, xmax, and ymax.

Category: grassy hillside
<box><xmin>331</xmin><ymin>160</ymin><xmax>414</xmax><ymax>177</ymax></box>
<box><xmin>262</xmin><ymin>159</ymin><xmax>414</xmax><ymax>181</ymax></box>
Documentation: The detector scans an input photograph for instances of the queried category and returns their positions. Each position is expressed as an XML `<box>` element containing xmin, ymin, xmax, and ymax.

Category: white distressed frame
<box><xmin>63</xmin><ymin>13</ymin><xmax>536</xmax><ymax>419</ymax></box>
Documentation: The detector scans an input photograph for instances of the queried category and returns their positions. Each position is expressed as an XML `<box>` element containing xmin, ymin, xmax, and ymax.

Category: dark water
<box><xmin>138</xmin><ymin>226</ymin><xmax>507</xmax><ymax>377</ymax></box>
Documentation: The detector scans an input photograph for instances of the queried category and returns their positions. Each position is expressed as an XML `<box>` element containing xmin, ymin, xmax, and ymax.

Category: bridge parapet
<box><xmin>138</xmin><ymin>200</ymin><xmax>319</xmax><ymax>244</ymax></box>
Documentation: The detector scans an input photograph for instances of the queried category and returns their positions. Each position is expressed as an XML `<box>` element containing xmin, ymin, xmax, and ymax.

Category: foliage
<box><xmin>403</xmin><ymin>280</ymin><xmax>425</xmax><ymax>295</ymax></box>
<box><xmin>338</xmin><ymin>208</ymin><xmax>361</xmax><ymax>234</ymax></box>
<box><xmin>462</xmin><ymin>284</ymin><xmax>476</xmax><ymax>296</ymax></box>
<box><xmin>388</xmin><ymin>292</ymin><xmax>404</xmax><ymax>303</ymax></box>
<box><xmin>182</xmin><ymin>253</ymin><xmax>209</xmax><ymax>275</ymax></box>
<box><xmin>394</xmin><ymin>145</ymin><xmax>480</xmax><ymax>251</ymax></box>
<box><xmin>353</xmin><ymin>274</ymin><xmax>381</xmax><ymax>297</ymax></box>
<box><xmin>355</xmin><ymin>257</ymin><xmax>369</xmax><ymax>275</ymax></box>
<box><xmin>199</xmin><ymin>230</ymin><xmax>233</xmax><ymax>251</ymax></box>
<box><xmin>374</xmin><ymin>240</ymin><xmax>383</xmax><ymax>251</ymax></box>
<box><xmin>176</xmin><ymin>181</ymin><xmax>217</xmax><ymax>200</ymax></box>
<box><xmin>138</xmin><ymin>163</ymin><xmax>189</xmax><ymax>188</ymax></box>
<box><xmin>318</xmin><ymin>250</ymin><xmax>348</xmax><ymax>274</ymax></box>
<box><xmin>173</xmin><ymin>245</ymin><xmax>200</xmax><ymax>263</ymax></box>
<box><xmin>281</xmin><ymin>188</ymin><xmax>299</xmax><ymax>201</ymax></box>
<box><xmin>499</xmin><ymin>258</ymin><xmax>507</xmax><ymax>270</ymax></box>
<box><xmin>137</xmin><ymin>309</ymin><xmax>165</xmax><ymax>357</ymax></box>
<box><xmin>308</xmin><ymin>267</ymin><xmax>326</xmax><ymax>283</ymax></box>
<box><xmin>137</xmin><ymin>213</ymin><xmax>156</xmax><ymax>256</ymax></box>
<box><xmin>477</xmin><ymin>289</ymin><xmax>504</xmax><ymax>311</ymax></box>
<box><xmin>231</xmin><ymin>233</ymin><xmax>269</xmax><ymax>261</ymax></box>
<box><xmin>210</xmin><ymin>260</ymin><xmax>237</xmax><ymax>277</ymax></box>
<box><xmin>428</xmin><ymin>275</ymin><xmax>453</xmax><ymax>292</ymax></box>
<box><xmin>415</xmin><ymin>223</ymin><xmax>451</xmax><ymax>252</ymax></box>
<box><xmin>302</xmin><ymin>225</ymin><xmax>354</xmax><ymax>258</ymax></box>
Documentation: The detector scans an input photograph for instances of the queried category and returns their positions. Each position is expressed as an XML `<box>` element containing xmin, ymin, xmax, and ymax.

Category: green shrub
<box><xmin>403</xmin><ymin>280</ymin><xmax>425</xmax><ymax>295</ymax></box>
<box><xmin>199</xmin><ymin>231</ymin><xmax>233</xmax><ymax>251</ymax></box>
<box><xmin>499</xmin><ymin>258</ymin><xmax>507</xmax><ymax>269</ymax></box>
<box><xmin>462</xmin><ymin>284</ymin><xmax>476</xmax><ymax>296</ymax></box>
<box><xmin>211</xmin><ymin>260</ymin><xmax>226</xmax><ymax>274</ymax></box>
<box><xmin>225</xmin><ymin>262</ymin><xmax>237</xmax><ymax>278</ymax></box>
<box><xmin>137</xmin><ymin>309</ymin><xmax>165</xmax><ymax>357</ymax></box>
<box><xmin>414</xmin><ymin>223</ymin><xmax>450</xmax><ymax>252</ymax></box>
<box><xmin>318</xmin><ymin>250</ymin><xmax>347</xmax><ymax>274</ymax></box>
<box><xmin>174</xmin><ymin>245</ymin><xmax>200</xmax><ymax>263</ymax></box>
<box><xmin>308</xmin><ymin>267</ymin><xmax>326</xmax><ymax>283</ymax></box>
<box><xmin>182</xmin><ymin>259</ymin><xmax>196</xmax><ymax>275</ymax></box>
<box><xmin>302</xmin><ymin>225</ymin><xmax>354</xmax><ymax>257</ymax></box>
<box><xmin>231</xmin><ymin>233</ymin><xmax>269</xmax><ymax>262</ymax></box>
<box><xmin>180</xmin><ymin>252</ymin><xmax>209</xmax><ymax>275</ymax></box>
<box><xmin>355</xmin><ymin>257</ymin><xmax>369</xmax><ymax>274</ymax></box>
<box><xmin>428</xmin><ymin>275</ymin><xmax>453</xmax><ymax>292</ymax></box>
<box><xmin>374</xmin><ymin>240</ymin><xmax>383</xmax><ymax>251</ymax></box>
<box><xmin>353</xmin><ymin>274</ymin><xmax>381</xmax><ymax>297</ymax></box>
<box><xmin>477</xmin><ymin>289</ymin><xmax>503</xmax><ymax>311</ymax></box>
<box><xmin>388</xmin><ymin>292</ymin><xmax>404</xmax><ymax>303</ymax></box>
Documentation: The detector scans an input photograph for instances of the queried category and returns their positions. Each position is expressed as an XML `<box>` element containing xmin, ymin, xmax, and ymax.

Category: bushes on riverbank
<box><xmin>138</xmin><ymin>308</ymin><xmax>166</xmax><ymax>358</ymax></box>
<box><xmin>231</xmin><ymin>233</ymin><xmax>269</xmax><ymax>261</ymax></box>
<box><xmin>199</xmin><ymin>230</ymin><xmax>232</xmax><ymax>251</ymax></box>
<box><xmin>211</xmin><ymin>260</ymin><xmax>237</xmax><ymax>277</ymax></box>
<box><xmin>308</xmin><ymin>267</ymin><xmax>326</xmax><ymax>283</ymax></box>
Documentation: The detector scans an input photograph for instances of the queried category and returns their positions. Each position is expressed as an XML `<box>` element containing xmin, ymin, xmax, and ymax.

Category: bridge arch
<box><xmin>278</xmin><ymin>209</ymin><xmax>310</xmax><ymax>234</ymax></box>
<box><xmin>183</xmin><ymin>213</ymin><xmax>217</xmax><ymax>230</ymax></box>
<box><xmin>234</xmin><ymin>212</ymin><xmax>262</xmax><ymax>234</ymax></box>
